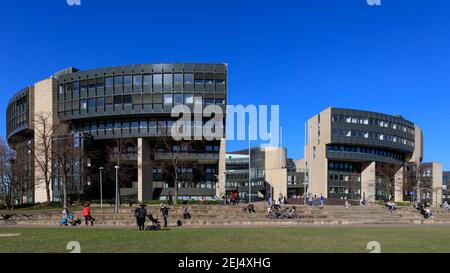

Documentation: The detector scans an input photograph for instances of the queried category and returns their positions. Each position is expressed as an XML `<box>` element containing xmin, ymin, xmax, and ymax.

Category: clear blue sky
<box><xmin>0</xmin><ymin>0</ymin><xmax>449</xmax><ymax>170</ymax></box>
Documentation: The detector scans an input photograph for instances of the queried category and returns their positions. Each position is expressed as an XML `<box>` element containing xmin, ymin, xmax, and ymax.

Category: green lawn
<box><xmin>1</xmin><ymin>226</ymin><xmax>450</xmax><ymax>253</ymax></box>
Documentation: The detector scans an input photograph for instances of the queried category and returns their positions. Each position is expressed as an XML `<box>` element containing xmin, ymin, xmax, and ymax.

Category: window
<box><xmin>106</xmin><ymin>121</ymin><xmax>113</xmax><ymax>130</ymax></box>
<box><xmin>163</xmin><ymin>94</ymin><xmax>173</xmax><ymax>105</ymax></box>
<box><xmin>123</xmin><ymin>121</ymin><xmax>130</xmax><ymax>129</ymax></box>
<box><xmin>204</xmin><ymin>98</ymin><xmax>214</xmax><ymax>105</ymax></box>
<box><xmin>185</xmin><ymin>94</ymin><xmax>193</xmax><ymax>104</ymax></box>
<box><xmin>131</xmin><ymin>120</ymin><xmax>139</xmax><ymax>129</ymax></box>
<box><xmin>140</xmin><ymin>119</ymin><xmax>148</xmax><ymax>129</ymax></box>
<box><xmin>123</xmin><ymin>95</ymin><xmax>132</xmax><ymax>105</ymax></box>
<box><xmin>174</xmin><ymin>94</ymin><xmax>183</xmax><ymax>105</ymax></box>
<box><xmin>114</xmin><ymin>76</ymin><xmax>122</xmax><ymax>86</ymax></box>
<box><xmin>133</xmin><ymin>75</ymin><xmax>142</xmax><ymax>87</ymax></box>
<box><xmin>153</xmin><ymin>74</ymin><xmax>162</xmax><ymax>84</ymax></box>
<box><xmin>174</xmin><ymin>74</ymin><xmax>183</xmax><ymax>84</ymax></box>
<box><xmin>163</xmin><ymin>74</ymin><xmax>173</xmax><ymax>85</ymax></box>
<box><xmin>88</xmin><ymin>98</ymin><xmax>95</xmax><ymax>108</ymax></box>
<box><xmin>114</xmin><ymin>96</ymin><xmax>122</xmax><ymax>105</ymax></box>
<box><xmin>194</xmin><ymin>97</ymin><xmax>202</xmax><ymax>106</ymax></box>
<box><xmin>184</xmin><ymin>74</ymin><xmax>193</xmax><ymax>84</ymax></box>
<box><xmin>81</xmin><ymin>99</ymin><xmax>87</xmax><ymax>110</ymax></box>
<box><xmin>105</xmin><ymin>77</ymin><xmax>113</xmax><ymax>88</ymax></box>
<box><xmin>194</xmin><ymin>73</ymin><xmax>204</xmax><ymax>84</ymax></box>
<box><xmin>143</xmin><ymin>75</ymin><xmax>152</xmax><ymax>86</ymax></box>
<box><xmin>114</xmin><ymin>121</ymin><xmax>122</xmax><ymax>129</ymax></box>
<box><xmin>205</xmin><ymin>74</ymin><xmax>215</xmax><ymax>84</ymax></box>
<box><xmin>124</xmin><ymin>75</ymin><xmax>132</xmax><ymax>86</ymax></box>
<box><xmin>216</xmin><ymin>74</ymin><xmax>225</xmax><ymax>84</ymax></box>
<box><xmin>216</xmin><ymin>99</ymin><xmax>225</xmax><ymax>105</ymax></box>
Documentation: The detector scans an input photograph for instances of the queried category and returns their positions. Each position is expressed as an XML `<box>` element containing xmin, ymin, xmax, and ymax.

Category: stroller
<box><xmin>60</xmin><ymin>213</ymin><xmax>81</xmax><ymax>226</ymax></box>
<box><xmin>145</xmin><ymin>214</ymin><xmax>161</xmax><ymax>231</ymax></box>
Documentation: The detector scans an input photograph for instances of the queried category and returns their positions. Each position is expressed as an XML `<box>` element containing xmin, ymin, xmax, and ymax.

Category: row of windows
<box><xmin>332</xmin><ymin>128</ymin><xmax>414</xmax><ymax>147</ymax></box>
<box><xmin>332</xmin><ymin>114</ymin><xmax>414</xmax><ymax>135</ymax></box>
<box><xmin>58</xmin><ymin>95</ymin><xmax>225</xmax><ymax>115</ymax></box>
<box><xmin>225</xmin><ymin>181</ymin><xmax>265</xmax><ymax>188</ymax></box>
<box><xmin>58</xmin><ymin>73</ymin><xmax>226</xmax><ymax>100</ymax></box>
<box><xmin>328</xmin><ymin>161</ymin><xmax>362</xmax><ymax>173</ymax></box>
<box><xmin>71</xmin><ymin>119</ymin><xmax>224</xmax><ymax>136</ymax></box>
<box><xmin>326</xmin><ymin>144</ymin><xmax>406</xmax><ymax>161</ymax></box>
<box><xmin>328</xmin><ymin>173</ymin><xmax>362</xmax><ymax>182</ymax></box>
<box><xmin>7</xmin><ymin>96</ymin><xmax>28</xmax><ymax>134</ymax></box>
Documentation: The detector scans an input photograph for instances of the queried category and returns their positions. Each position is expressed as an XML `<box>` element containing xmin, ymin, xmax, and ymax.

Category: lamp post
<box><xmin>114</xmin><ymin>165</ymin><xmax>120</xmax><ymax>213</ymax></box>
<box><xmin>304</xmin><ymin>122</ymin><xmax>308</xmax><ymax>205</ymax></box>
<box><xmin>99</xmin><ymin>167</ymin><xmax>104</xmax><ymax>208</ymax></box>
<box><xmin>248</xmin><ymin>125</ymin><xmax>251</xmax><ymax>204</ymax></box>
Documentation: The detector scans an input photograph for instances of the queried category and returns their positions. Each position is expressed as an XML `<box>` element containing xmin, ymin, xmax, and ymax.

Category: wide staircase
<box><xmin>1</xmin><ymin>203</ymin><xmax>450</xmax><ymax>227</ymax></box>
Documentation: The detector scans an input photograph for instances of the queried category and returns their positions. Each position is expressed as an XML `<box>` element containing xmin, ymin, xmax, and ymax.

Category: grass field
<box><xmin>1</xmin><ymin>226</ymin><xmax>450</xmax><ymax>253</ymax></box>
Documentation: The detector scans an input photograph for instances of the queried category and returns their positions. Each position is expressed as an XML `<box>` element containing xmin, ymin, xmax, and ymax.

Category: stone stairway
<box><xmin>1</xmin><ymin>204</ymin><xmax>450</xmax><ymax>227</ymax></box>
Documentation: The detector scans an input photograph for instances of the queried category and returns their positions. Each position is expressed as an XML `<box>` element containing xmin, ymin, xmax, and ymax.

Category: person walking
<box><xmin>82</xmin><ymin>203</ymin><xmax>95</xmax><ymax>226</ymax></box>
<box><xmin>162</xmin><ymin>203</ymin><xmax>169</xmax><ymax>228</ymax></box>
<box><xmin>135</xmin><ymin>204</ymin><xmax>148</xmax><ymax>231</ymax></box>
<box><xmin>168</xmin><ymin>191</ymin><xmax>173</xmax><ymax>205</ymax></box>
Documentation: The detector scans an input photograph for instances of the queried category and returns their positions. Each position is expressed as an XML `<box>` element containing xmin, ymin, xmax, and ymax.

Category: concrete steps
<box><xmin>2</xmin><ymin>204</ymin><xmax>450</xmax><ymax>227</ymax></box>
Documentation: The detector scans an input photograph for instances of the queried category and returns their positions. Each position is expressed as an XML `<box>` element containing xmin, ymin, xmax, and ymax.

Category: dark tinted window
<box><xmin>123</xmin><ymin>95</ymin><xmax>132</xmax><ymax>104</ymax></box>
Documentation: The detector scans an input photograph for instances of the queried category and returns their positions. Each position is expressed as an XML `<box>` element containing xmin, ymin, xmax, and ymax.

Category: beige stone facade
<box><xmin>263</xmin><ymin>147</ymin><xmax>288</xmax><ymax>199</ymax></box>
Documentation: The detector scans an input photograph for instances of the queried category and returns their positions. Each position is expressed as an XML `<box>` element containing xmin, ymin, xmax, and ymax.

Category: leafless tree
<box><xmin>52</xmin><ymin>124</ymin><xmax>81</xmax><ymax>208</ymax></box>
<box><xmin>154</xmin><ymin>125</ymin><xmax>201</xmax><ymax>204</ymax></box>
<box><xmin>33</xmin><ymin>112</ymin><xmax>54</xmax><ymax>203</ymax></box>
<box><xmin>0</xmin><ymin>138</ymin><xmax>13</xmax><ymax>207</ymax></box>
<box><xmin>376</xmin><ymin>162</ymin><xmax>398</xmax><ymax>201</ymax></box>
<box><xmin>106</xmin><ymin>137</ymin><xmax>137</xmax><ymax>204</ymax></box>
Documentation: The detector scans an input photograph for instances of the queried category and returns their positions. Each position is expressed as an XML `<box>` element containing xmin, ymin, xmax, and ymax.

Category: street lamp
<box><xmin>114</xmin><ymin>165</ymin><xmax>120</xmax><ymax>213</ymax></box>
<box><xmin>99</xmin><ymin>167</ymin><xmax>104</xmax><ymax>208</ymax></box>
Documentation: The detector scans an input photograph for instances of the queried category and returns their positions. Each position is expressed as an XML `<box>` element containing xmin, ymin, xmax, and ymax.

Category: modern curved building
<box><xmin>304</xmin><ymin>107</ymin><xmax>439</xmax><ymax>202</ymax></box>
<box><xmin>7</xmin><ymin>63</ymin><xmax>227</xmax><ymax>204</ymax></box>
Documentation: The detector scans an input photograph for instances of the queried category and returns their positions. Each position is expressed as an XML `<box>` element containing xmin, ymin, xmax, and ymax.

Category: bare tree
<box><xmin>154</xmin><ymin>125</ymin><xmax>200</xmax><ymax>204</ymax></box>
<box><xmin>52</xmin><ymin>126</ymin><xmax>80</xmax><ymax>208</ymax></box>
<box><xmin>376</xmin><ymin>162</ymin><xmax>398</xmax><ymax>201</ymax></box>
<box><xmin>33</xmin><ymin>112</ymin><xmax>54</xmax><ymax>203</ymax></box>
<box><xmin>106</xmin><ymin>137</ymin><xmax>137</xmax><ymax>204</ymax></box>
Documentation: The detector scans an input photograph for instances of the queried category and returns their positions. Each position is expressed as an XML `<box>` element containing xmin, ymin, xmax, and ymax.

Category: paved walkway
<box><xmin>2</xmin><ymin>223</ymin><xmax>450</xmax><ymax>230</ymax></box>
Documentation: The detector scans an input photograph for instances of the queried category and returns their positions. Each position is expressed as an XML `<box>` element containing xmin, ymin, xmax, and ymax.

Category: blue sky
<box><xmin>0</xmin><ymin>0</ymin><xmax>449</xmax><ymax>169</ymax></box>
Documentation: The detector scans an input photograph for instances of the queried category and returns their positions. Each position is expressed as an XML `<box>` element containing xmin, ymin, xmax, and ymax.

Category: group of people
<box><xmin>222</xmin><ymin>192</ymin><xmax>239</xmax><ymax>205</ymax></box>
<box><xmin>60</xmin><ymin>203</ymin><xmax>95</xmax><ymax>227</ymax></box>
<box><xmin>384</xmin><ymin>200</ymin><xmax>397</xmax><ymax>213</ymax></box>
<box><xmin>306</xmin><ymin>193</ymin><xmax>325</xmax><ymax>207</ymax></box>
<box><xmin>266</xmin><ymin>205</ymin><xmax>298</xmax><ymax>219</ymax></box>
<box><xmin>414</xmin><ymin>201</ymin><xmax>433</xmax><ymax>219</ymax></box>
<box><xmin>134</xmin><ymin>203</ymin><xmax>171</xmax><ymax>231</ymax></box>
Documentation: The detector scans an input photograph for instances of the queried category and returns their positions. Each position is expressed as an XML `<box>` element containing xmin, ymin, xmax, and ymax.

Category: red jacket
<box><xmin>82</xmin><ymin>207</ymin><xmax>91</xmax><ymax>217</ymax></box>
